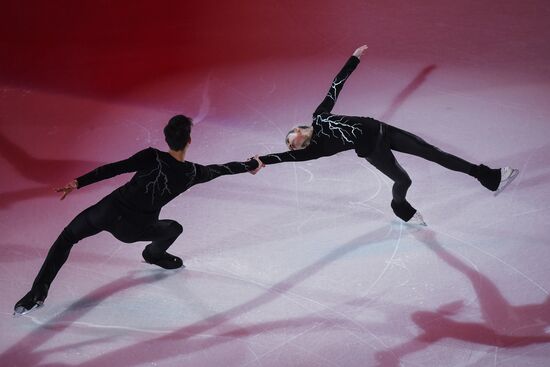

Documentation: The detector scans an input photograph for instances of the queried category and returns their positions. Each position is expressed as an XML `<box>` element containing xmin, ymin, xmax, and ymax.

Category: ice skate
<box><xmin>407</xmin><ymin>211</ymin><xmax>427</xmax><ymax>226</ymax></box>
<box><xmin>494</xmin><ymin>166</ymin><xmax>519</xmax><ymax>196</ymax></box>
<box><xmin>142</xmin><ymin>247</ymin><xmax>184</xmax><ymax>269</ymax></box>
<box><xmin>14</xmin><ymin>286</ymin><xmax>48</xmax><ymax>316</ymax></box>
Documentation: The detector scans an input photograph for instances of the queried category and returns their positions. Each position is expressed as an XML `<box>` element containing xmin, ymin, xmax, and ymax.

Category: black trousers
<box><xmin>367</xmin><ymin>123</ymin><xmax>478</xmax><ymax>221</ymax></box>
<box><xmin>31</xmin><ymin>195</ymin><xmax>183</xmax><ymax>293</ymax></box>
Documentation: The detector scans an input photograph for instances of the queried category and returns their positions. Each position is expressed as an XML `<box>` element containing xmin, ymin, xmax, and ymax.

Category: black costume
<box><xmin>259</xmin><ymin>56</ymin><xmax>501</xmax><ymax>221</ymax></box>
<box><xmin>16</xmin><ymin>148</ymin><xmax>259</xmax><ymax>312</ymax></box>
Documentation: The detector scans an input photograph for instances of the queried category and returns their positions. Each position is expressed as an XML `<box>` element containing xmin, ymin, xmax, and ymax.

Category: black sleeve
<box><xmin>313</xmin><ymin>56</ymin><xmax>360</xmax><ymax>117</ymax></box>
<box><xmin>259</xmin><ymin>148</ymin><xmax>322</xmax><ymax>165</ymax></box>
<box><xmin>76</xmin><ymin>148</ymin><xmax>154</xmax><ymax>189</ymax></box>
<box><xmin>192</xmin><ymin>159</ymin><xmax>260</xmax><ymax>185</ymax></box>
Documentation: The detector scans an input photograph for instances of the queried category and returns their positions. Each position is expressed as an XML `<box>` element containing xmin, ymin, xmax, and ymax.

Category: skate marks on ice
<box><xmin>2</xmin><ymin>226</ymin><xmax>405</xmax><ymax>366</ymax></box>
<box><xmin>0</xmin><ymin>270</ymin><xmax>174</xmax><ymax>366</ymax></box>
<box><xmin>192</xmin><ymin>74</ymin><xmax>212</xmax><ymax>125</ymax></box>
<box><xmin>374</xmin><ymin>229</ymin><xmax>550</xmax><ymax>367</ymax></box>
<box><xmin>71</xmin><ymin>226</ymin><xmax>396</xmax><ymax>367</ymax></box>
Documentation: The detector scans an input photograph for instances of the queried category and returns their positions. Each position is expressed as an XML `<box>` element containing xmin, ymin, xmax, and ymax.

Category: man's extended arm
<box><xmin>192</xmin><ymin>157</ymin><xmax>262</xmax><ymax>185</ymax></box>
<box><xmin>76</xmin><ymin>148</ymin><xmax>154</xmax><ymax>189</ymax></box>
<box><xmin>55</xmin><ymin>148</ymin><xmax>154</xmax><ymax>200</ymax></box>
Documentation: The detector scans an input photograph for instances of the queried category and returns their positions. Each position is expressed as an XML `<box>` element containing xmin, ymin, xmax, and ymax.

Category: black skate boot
<box><xmin>391</xmin><ymin>199</ymin><xmax>417</xmax><ymax>222</ymax></box>
<box><xmin>475</xmin><ymin>164</ymin><xmax>501</xmax><ymax>191</ymax></box>
<box><xmin>14</xmin><ymin>284</ymin><xmax>49</xmax><ymax>316</ymax></box>
<box><xmin>142</xmin><ymin>246</ymin><xmax>184</xmax><ymax>270</ymax></box>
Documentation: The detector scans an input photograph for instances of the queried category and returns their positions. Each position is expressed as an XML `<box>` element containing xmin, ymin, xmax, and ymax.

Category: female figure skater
<box><xmin>258</xmin><ymin>45</ymin><xmax>518</xmax><ymax>225</ymax></box>
<box><xmin>14</xmin><ymin>115</ymin><xmax>263</xmax><ymax>315</ymax></box>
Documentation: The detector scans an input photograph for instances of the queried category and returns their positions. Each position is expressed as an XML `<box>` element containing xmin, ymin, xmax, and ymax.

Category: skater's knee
<box><xmin>394</xmin><ymin>176</ymin><xmax>412</xmax><ymax>190</ymax></box>
<box><xmin>174</xmin><ymin>222</ymin><xmax>183</xmax><ymax>236</ymax></box>
<box><xmin>168</xmin><ymin>221</ymin><xmax>183</xmax><ymax>237</ymax></box>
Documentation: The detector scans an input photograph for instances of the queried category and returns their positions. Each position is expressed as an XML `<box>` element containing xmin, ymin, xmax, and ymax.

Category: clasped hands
<box><xmin>248</xmin><ymin>155</ymin><xmax>265</xmax><ymax>175</ymax></box>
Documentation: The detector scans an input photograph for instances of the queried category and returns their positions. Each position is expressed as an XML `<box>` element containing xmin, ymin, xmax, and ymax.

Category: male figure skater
<box><xmin>14</xmin><ymin>115</ymin><xmax>263</xmax><ymax>315</ymax></box>
<box><xmin>258</xmin><ymin>45</ymin><xmax>518</xmax><ymax>225</ymax></box>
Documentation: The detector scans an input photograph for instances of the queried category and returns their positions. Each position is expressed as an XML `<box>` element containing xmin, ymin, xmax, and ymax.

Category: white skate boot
<box><xmin>494</xmin><ymin>166</ymin><xmax>519</xmax><ymax>196</ymax></box>
<box><xmin>407</xmin><ymin>211</ymin><xmax>427</xmax><ymax>226</ymax></box>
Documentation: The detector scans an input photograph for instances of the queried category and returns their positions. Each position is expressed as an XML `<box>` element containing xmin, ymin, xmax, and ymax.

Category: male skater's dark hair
<box><xmin>164</xmin><ymin>115</ymin><xmax>193</xmax><ymax>150</ymax></box>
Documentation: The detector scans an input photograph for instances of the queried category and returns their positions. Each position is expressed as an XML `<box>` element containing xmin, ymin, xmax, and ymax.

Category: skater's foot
<box><xmin>475</xmin><ymin>164</ymin><xmax>501</xmax><ymax>191</ymax></box>
<box><xmin>14</xmin><ymin>285</ymin><xmax>48</xmax><ymax>316</ymax></box>
<box><xmin>494</xmin><ymin>167</ymin><xmax>519</xmax><ymax>196</ymax></box>
<box><xmin>142</xmin><ymin>247</ymin><xmax>184</xmax><ymax>269</ymax></box>
<box><xmin>407</xmin><ymin>212</ymin><xmax>427</xmax><ymax>226</ymax></box>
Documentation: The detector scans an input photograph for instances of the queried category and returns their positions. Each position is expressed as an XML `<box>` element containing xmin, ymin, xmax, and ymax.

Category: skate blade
<box><xmin>407</xmin><ymin>220</ymin><xmax>428</xmax><ymax>227</ymax></box>
<box><xmin>405</xmin><ymin>218</ymin><xmax>428</xmax><ymax>227</ymax></box>
<box><xmin>494</xmin><ymin>169</ymin><xmax>519</xmax><ymax>196</ymax></box>
<box><xmin>141</xmin><ymin>260</ymin><xmax>186</xmax><ymax>270</ymax></box>
<box><xmin>13</xmin><ymin>301</ymin><xmax>44</xmax><ymax>317</ymax></box>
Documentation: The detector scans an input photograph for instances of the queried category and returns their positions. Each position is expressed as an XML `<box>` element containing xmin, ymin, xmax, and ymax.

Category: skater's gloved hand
<box><xmin>352</xmin><ymin>44</ymin><xmax>368</xmax><ymax>59</ymax></box>
<box><xmin>249</xmin><ymin>155</ymin><xmax>265</xmax><ymax>175</ymax></box>
<box><xmin>55</xmin><ymin>179</ymin><xmax>78</xmax><ymax>200</ymax></box>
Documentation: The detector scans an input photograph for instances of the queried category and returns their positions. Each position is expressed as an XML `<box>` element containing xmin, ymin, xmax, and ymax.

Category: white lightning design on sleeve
<box><xmin>195</xmin><ymin>162</ymin><xmax>253</xmax><ymax>182</ymax></box>
<box><xmin>213</xmin><ymin>162</ymin><xmax>251</xmax><ymax>175</ymax></box>
<box><xmin>327</xmin><ymin>74</ymin><xmax>349</xmax><ymax>101</ymax></box>
<box><xmin>185</xmin><ymin>163</ymin><xmax>198</xmax><ymax>189</ymax></box>
<box><xmin>263</xmin><ymin>152</ymin><xmax>297</xmax><ymax>162</ymax></box>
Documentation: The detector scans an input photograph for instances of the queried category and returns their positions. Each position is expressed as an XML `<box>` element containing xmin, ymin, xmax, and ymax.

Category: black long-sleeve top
<box><xmin>76</xmin><ymin>148</ymin><xmax>259</xmax><ymax>224</ymax></box>
<box><xmin>259</xmin><ymin>56</ymin><xmax>381</xmax><ymax>164</ymax></box>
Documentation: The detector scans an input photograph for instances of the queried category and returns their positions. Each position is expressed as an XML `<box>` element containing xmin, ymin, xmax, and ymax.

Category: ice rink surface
<box><xmin>1</xmin><ymin>1</ymin><xmax>550</xmax><ymax>366</ymax></box>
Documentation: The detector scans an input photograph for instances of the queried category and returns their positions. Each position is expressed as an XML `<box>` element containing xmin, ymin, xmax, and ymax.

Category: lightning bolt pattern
<box><xmin>139</xmin><ymin>151</ymin><xmax>172</xmax><ymax>205</ymax></box>
<box><xmin>313</xmin><ymin>115</ymin><xmax>364</xmax><ymax>147</ymax></box>
<box><xmin>327</xmin><ymin>74</ymin><xmax>349</xmax><ymax>101</ymax></box>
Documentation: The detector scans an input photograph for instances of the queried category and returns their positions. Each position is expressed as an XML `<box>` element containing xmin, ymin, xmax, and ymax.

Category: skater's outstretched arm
<box><xmin>192</xmin><ymin>155</ymin><xmax>264</xmax><ymax>184</ymax></box>
<box><xmin>75</xmin><ymin>148</ymin><xmax>155</xmax><ymax>190</ymax></box>
<box><xmin>312</xmin><ymin>45</ymin><xmax>368</xmax><ymax>117</ymax></box>
<box><xmin>258</xmin><ymin>148</ymin><xmax>322</xmax><ymax>165</ymax></box>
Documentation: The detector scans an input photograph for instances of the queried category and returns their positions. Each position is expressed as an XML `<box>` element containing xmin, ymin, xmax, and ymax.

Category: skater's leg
<box><xmin>32</xmin><ymin>210</ymin><xmax>100</xmax><ymax>288</ymax></box>
<box><xmin>15</xmin><ymin>198</ymin><xmax>112</xmax><ymax>314</ymax></box>
<box><xmin>140</xmin><ymin>220</ymin><xmax>183</xmax><ymax>255</ymax></box>
<box><xmin>386</xmin><ymin>125</ymin><xmax>476</xmax><ymax>174</ymax></box>
<box><xmin>139</xmin><ymin>220</ymin><xmax>184</xmax><ymax>269</ymax></box>
<box><xmin>32</xmin><ymin>198</ymin><xmax>115</xmax><ymax>289</ymax></box>
<box><xmin>386</xmin><ymin>125</ymin><xmax>503</xmax><ymax>190</ymax></box>
<box><xmin>367</xmin><ymin>149</ymin><xmax>417</xmax><ymax>222</ymax></box>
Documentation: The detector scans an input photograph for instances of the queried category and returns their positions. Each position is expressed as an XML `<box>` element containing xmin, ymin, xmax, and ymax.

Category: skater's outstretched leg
<box><xmin>140</xmin><ymin>220</ymin><xmax>184</xmax><ymax>269</ymax></box>
<box><xmin>14</xmin><ymin>199</ymin><xmax>110</xmax><ymax>315</ymax></box>
<box><xmin>386</xmin><ymin>125</ymin><xmax>476</xmax><ymax>174</ymax></box>
<box><xmin>385</xmin><ymin>125</ymin><xmax>518</xmax><ymax>193</ymax></box>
